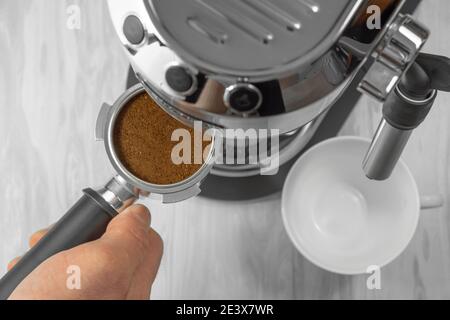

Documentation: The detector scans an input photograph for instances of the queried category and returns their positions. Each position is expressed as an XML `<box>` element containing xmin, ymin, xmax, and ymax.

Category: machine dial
<box><xmin>224</xmin><ymin>83</ymin><xmax>263</xmax><ymax>115</ymax></box>
<box><xmin>165</xmin><ymin>64</ymin><xmax>198</xmax><ymax>96</ymax></box>
<box><xmin>122</xmin><ymin>15</ymin><xmax>145</xmax><ymax>45</ymax></box>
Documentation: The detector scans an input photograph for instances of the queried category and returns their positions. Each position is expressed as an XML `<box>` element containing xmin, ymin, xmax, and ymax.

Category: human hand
<box><xmin>6</xmin><ymin>204</ymin><xmax>163</xmax><ymax>300</ymax></box>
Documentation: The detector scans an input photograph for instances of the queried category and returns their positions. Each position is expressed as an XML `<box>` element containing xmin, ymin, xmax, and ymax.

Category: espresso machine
<box><xmin>1</xmin><ymin>0</ymin><xmax>450</xmax><ymax>299</ymax></box>
<box><xmin>109</xmin><ymin>0</ymin><xmax>450</xmax><ymax>193</ymax></box>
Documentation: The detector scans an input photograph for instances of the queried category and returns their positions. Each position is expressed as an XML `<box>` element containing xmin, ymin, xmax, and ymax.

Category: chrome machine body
<box><xmin>107</xmin><ymin>0</ymin><xmax>431</xmax><ymax>179</ymax></box>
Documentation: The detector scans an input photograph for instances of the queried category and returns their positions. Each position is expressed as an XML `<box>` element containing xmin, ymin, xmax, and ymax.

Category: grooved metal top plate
<box><xmin>145</xmin><ymin>0</ymin><xmax>363</xmax><ymax>78</ymax></box>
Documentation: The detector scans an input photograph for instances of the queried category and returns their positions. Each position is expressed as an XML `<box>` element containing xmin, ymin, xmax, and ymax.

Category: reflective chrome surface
<box><xmin>363</xmin><ymin>119</ymin><xmax>413</xmax><ymax>180</ymax></box>
<box><xmin>143</xmin><ymin>0</ymin><xmax>363</xmax><ymax>80</ymax></box>
<box><xmin>107</xmin><ymin>0</ymin><xmax>406</xmax><ymax>134</ymax></box>
<box><xmin>108</xmin><ymin>0</ymin><xmax>433</xmax><ymax>180</ymax></box>
<box><xmin>364</xmin><ymin>86</ymin><xmax>437</xmax><ymax>180</ymax></box>
<box><xmin>358</xmin><ymin>14</ymin><xmax>430</xmax><ymax>101</ymax></box>
<box><xmin>211</xmin><ymin>113</ymin><xmax>325</xmax><ymax>178</ymax></box>
<box><xmin>95</xmin><ymin>175</ymin><xmax>138</xmax><ymax>213</ymax></box>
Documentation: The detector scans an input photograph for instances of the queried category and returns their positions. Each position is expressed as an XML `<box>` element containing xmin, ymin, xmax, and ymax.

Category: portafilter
<box><xmin>0</xmin><ymin>85</ymin><xmax>215</xmax><ymax>299</ymax></box>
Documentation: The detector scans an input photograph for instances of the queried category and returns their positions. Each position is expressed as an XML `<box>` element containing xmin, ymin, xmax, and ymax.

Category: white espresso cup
<box><xmin>282</xmin><ymin>136</ymin><xmax>443</xmax><ymax>275</ymax></box>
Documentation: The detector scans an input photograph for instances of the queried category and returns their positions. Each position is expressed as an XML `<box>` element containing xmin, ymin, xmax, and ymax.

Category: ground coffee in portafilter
<box><xmin>113</xmin><ymin>92</ymin><xmax>209</xmax><ymax>185</ymax></box>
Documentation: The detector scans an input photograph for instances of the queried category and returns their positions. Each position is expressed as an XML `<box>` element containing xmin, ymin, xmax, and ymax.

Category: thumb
<box><xmin>99</xmin><ymin>204</ymin><xmax>153</xmax><ymax>272</ymax></box>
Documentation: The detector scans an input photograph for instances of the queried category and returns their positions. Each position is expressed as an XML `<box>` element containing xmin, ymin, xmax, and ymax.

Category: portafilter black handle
<box><xmin>0</xmin><ymin>176</ymin><xmax>137</xmax><ymax>300</ymax></box>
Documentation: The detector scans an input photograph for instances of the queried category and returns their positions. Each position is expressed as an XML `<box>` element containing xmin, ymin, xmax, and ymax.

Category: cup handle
<box><xmin>420</xmin><ymin>195</ymin><xmax>444</xmax><ymax>210</ymax></box>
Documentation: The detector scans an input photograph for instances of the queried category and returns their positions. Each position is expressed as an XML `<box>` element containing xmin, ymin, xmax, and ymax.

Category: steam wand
<box><xmin>363</xmin><ymin>53</ymin><xmax>450</xmax><ymax>180</ymax></box>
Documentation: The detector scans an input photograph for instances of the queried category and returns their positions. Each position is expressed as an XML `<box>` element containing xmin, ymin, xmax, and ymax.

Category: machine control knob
<box><xmin>224</xmin><ymin>84</ymin><xmax>263</xmax><ymax>115</ymax></box>
<box><xmin>165</xmin><ymin>65</ymin><xmax>197</xmax><ymax>95</ymax></box>
<box><xmin>123</xmin><ymin>15</ymin><xmax>145</xmax><ymax>45</ymax></box>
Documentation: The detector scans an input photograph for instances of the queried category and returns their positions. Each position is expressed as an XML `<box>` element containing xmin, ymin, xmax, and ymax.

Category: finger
<box><xmin>100</xmin><ymin>204</ymin><xmax>152</xmax><ymax>272</ymax></box>
<box><xmin>127</xmin><ymin>228</ymin><xmax>163</xmax><ymax>299</ymax></box>
<box><xmin>7</xmin><ymin>256</ymin><xmax>21</xmax><ymax>271</ymax></box>
<box><xmin>29</xmin><ymin>228</ymin><xmax>49</xmax><ymax>248</ymax></box>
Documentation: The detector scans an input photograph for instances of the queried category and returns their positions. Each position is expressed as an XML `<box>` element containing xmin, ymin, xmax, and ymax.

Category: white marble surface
<box><xmin>0</xmin><ymin>0</ymin><xmax>450</xmax><ymax>299</ymax></box>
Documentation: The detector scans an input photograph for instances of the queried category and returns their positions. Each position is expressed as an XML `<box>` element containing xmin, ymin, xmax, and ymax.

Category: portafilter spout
<box><xmin>364</xmin><ymin>53</ymin><xmax>450</xmax><ymax>180</ymax></box>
